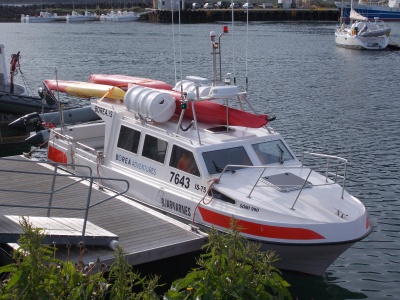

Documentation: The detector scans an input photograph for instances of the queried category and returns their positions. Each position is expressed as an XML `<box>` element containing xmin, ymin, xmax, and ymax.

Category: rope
<box><xmin>191</xmin><ymin>178</ymin><xmax>220</xmax><ymax>224</ymax></box>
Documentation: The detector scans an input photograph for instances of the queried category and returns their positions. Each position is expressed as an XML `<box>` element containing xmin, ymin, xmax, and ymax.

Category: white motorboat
<box><xmin>100</xmin><ymin>10</ymin><xmax>140</xmax><ymax>22</ymax></box>
<box><xmin>21</xmin><ymin>12</ymin><xmax>58</xmax><ymax>23</ymax></box>
<box><xmin>66</xmin><ymin>11</ymin><xmax>97</xmax><ymax>23</ymax></box>
<box><xmin>335</xmin><ymin>7</ymin><xmax>391</xmax><ymax>50</ymax></box>
<box><xmin>45</xmin><ymin>28</ymin><xmax>372</xmax><ymax>276</ymax></box>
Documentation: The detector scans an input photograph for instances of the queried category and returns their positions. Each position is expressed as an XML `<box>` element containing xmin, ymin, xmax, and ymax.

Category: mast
<box><xmin>9</xmin><ymin>51</ymin><xmax>20</xmax><ymax>94</ymax></box>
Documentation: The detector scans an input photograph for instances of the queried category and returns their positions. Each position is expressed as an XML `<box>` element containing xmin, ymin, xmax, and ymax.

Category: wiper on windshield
<box><xmin>213</xmin><ymin>160</ymin><xmax>224</xmax><ymax>173</ymax></box>
<box><xmin>277</xmin><ymin>144</ymin><xmax>284</xmax><ymax>164</ymax></box>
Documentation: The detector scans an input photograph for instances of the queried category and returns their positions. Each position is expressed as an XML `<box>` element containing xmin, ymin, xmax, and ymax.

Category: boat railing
<box><xmin>0</xmin><ymin>157</ymin><xmax>129</xmax><ymax>245</ymax></box>
<box><xmin>217</xmin><ymin>153</ymin><xmax>348</xmax><ymax>209</ymax></box>
<box><xmin>301</xmin><ymin>152</ymin><xmax>347</xmax><ymax>194</ymax></box>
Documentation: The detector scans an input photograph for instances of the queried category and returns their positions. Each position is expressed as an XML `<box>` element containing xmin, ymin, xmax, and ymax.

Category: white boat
<box><xmin>45</xmin><ymin>28</ymin><xmax>372</xmax><ymax>276</ymax></box>
<box><xmin>100</xmin><ymin>10</ymin><xmax>140</xmax><ymax>22</ymax></box>
<box><xmin>335</xmin><ymin>7</ymin><xmax>391</xmax><ymax>50</ymax></box>
<box><xmin>66</xmin><ymin>11</ymin><xmax>97</xmax><ymax>23</ymax></box>
<box><xmin>21</xmin><ymin>12</ymin><xmax>58</xmax><ymax>23</ymax></box>
<box><xmin>0</xmin><ymin>44</ymin><xmax>57</xmax><ymax>115</ymax></box>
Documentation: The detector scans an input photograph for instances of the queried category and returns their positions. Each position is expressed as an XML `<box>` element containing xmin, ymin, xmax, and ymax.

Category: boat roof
<box><xmin>95</xmin><ymin>97</ymin><xmax>281</xmax><ymax>151</ymax></box>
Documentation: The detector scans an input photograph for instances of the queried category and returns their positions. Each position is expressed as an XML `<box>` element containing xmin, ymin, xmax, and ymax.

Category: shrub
<box><xmin>164</xmin><ymin>219</ymin><xmax>292</xmax><ymax>300</ymax></box>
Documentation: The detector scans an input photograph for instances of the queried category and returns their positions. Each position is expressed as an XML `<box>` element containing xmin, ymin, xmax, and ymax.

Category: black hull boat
<box><xmin>0</xmin><ymin>44</ymin><xmax>58</xmax><ymax>115</ymax></box>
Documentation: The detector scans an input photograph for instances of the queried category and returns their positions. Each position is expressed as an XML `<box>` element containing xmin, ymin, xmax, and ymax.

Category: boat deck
<box><xmin>0</xmin><ymin>156</ymin><xmax>207</xmax><ymax>266</ymax></box>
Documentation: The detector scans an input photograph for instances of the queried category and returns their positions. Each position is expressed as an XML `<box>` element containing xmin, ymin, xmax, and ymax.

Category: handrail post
<box><xmin>247</xmin><ymin>167</ymin><xmax>267</xmax><ymax>198</ymax></box>
<box><xmin>81</xmin><ymin>176</ymin><xmax>94</xmax><ymax>246</ymax></box>
<box><xmin>342</xmin><ymin>164</ymin><xmax>347</xmax><ymax>199</ymax></box>
<box><xmin>47</xmin><ymin>164</ymin><xmax>58</xmax><ymax>217</ymax></box>
<box><xmin>291</xmin><ymin>169</ymin><xmax>312</xmax><ymax>210</ymax></box>
<box><xmin>325</xmin><ymin>157</ymin><xmax>330</xmax><ymax>182</ymax></box>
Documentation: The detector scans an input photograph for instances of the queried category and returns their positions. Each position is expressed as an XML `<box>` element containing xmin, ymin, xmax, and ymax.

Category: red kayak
<box><xmin>90</xmin><ymin>76</ymin><xmax>269</xmax><ymax>128</ymax></box>
<box><xmin>89</xmin><ymin>74</ymin><xmax>173</xmax><ymax>90</ymax></box>
<box><xmin>152</xmin><ymin>89</ymin><xmax>270</xmax><ymax>128</ymax></box>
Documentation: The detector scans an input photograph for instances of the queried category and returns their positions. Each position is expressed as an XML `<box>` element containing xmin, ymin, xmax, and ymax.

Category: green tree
<box><xmin>164</xmin><ymin>219</ymin><xmax>292</xmax><ymax>300</ymax></box>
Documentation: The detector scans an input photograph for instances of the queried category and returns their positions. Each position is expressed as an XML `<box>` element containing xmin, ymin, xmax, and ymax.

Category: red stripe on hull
<box><xmin>198</xmin><ymin>207</ymin><xmax>325</xmax><ymax>240</ymax></box>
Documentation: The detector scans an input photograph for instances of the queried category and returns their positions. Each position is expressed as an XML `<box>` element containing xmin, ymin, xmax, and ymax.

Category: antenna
<box><xmin>230</xmin><ymin>1</ymin><xmax>236</xmax><ymax>85</ymax></box>
<box><xmin>245</xmin><ymin>1</ymin><xmax>249</xmax><ymax>91</ymax></box>
<box><xmin>54</xmin><ymin>68</ymin><xmax>64</xmax><ymax>134</ymax></box>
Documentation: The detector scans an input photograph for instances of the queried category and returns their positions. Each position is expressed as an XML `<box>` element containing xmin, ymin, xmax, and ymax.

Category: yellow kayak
<box><xmin>44</xmin><ymin>79</ymin><xmax>126</xmax><ymax>100</ymax></box>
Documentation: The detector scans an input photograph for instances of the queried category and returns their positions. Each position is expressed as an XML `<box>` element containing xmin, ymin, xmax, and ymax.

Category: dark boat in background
<box><xmin>0</xmin><ymin>43</ymin><xmax>58</xmax><ymax>156</ymax></box>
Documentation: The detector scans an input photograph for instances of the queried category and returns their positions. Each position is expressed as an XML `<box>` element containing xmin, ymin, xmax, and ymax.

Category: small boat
<box><xmin>0</xmin><ymin>44</ymin><xmax>58</xmax><ymax>115</ymax></box>
<box><xmin>9</xmin><ymin>106</ymin><xmax>101</xmax><ymax>146</ymax></box>
<box><xmin>45</xmin><ymin>27</ymin><xmax>372</xmax><ymax>276</ymax></box>
<box><xmin>66</xmin><ymin>11</ymin><xmax>97</xmax><ymax>22</ymax></box>
<box><xmin>21</xmin><ymin>12</ymin><xmax>58</xmax><ymax>23</ymax></box>
<box><xmin>335</xmin><ymin>0</ymin><xmax>400</xmax><ymax>21</ymax></box>
<box><xmin>335</xmin><ymin>7</ymin><xmax>391</xmax><ymax>50</ymax></box>
<box><xmin>99</xmin><ymin>10</ymin><xmax>140</xmax><ymax>22</ymax></box>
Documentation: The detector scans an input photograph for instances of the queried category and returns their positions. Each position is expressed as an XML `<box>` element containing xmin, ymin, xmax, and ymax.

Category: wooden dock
<box><xmin>0</xmin><ymin>156</ymin><xmax>207</xmax><ymax>267</ymax></box>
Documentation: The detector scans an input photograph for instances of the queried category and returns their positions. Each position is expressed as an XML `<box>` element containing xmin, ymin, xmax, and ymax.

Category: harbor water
<box><xmin>1</xmin><ymin>20</ymin><xmax>399</xmax><ymax>299</ymax></box>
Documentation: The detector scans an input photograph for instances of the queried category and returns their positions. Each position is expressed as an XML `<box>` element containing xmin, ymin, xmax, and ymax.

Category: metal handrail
<box><xmin>0</xmin><ymin>157</ymin><xmax>129</xmax><ymax>245</ymax></box>
<box><xmin>216</xmin><ymin>152</ymin><xmax>348</xmax><ymax>209</ymax></box>
<box><xmin>301</xmin><ymin>152</ymin><xmax>348</xmax><ymax>199</ymax></box>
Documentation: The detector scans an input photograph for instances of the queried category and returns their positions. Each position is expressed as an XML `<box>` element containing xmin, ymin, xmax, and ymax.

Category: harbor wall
<box><xmin>0</xmin><ymin>4</ymin><xmax>339</xmax><ymax>23</ymax></box>
<box><xmin>148</xmin><ymin>9</ymin><xmax>339</xmax><ymax>23</ymax></box>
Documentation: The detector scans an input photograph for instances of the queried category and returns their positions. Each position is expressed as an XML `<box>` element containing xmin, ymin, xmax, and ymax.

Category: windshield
<box><xmin>202</xmin><ymin>146</ymin><xmax>252</xmax><ymax>175</ymax></box>
<box><xmin>252</xmin><ymin>140</ymin><xmax>294</xmax><ymax>164</ymax></box>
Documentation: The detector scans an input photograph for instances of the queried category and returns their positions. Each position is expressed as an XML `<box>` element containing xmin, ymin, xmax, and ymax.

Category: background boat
<box><xmin>335</xmin><ymin>8</ymin><xmax>391</xmax><ymax>49</ymax></box>
<box><xmin>20</xmin><ymin>11</ymin><xmax>58</xmax><ymax>23</ymax></box>
<box><xmin>335</xmin><ymin>0</ymin><xmax>400</xmax><ymax>20</ymax></box>
<box><xmin>0</xmin><ymin>43</ymin><xmax>58</xmax><ymax>152</ymax></box>
<box><xmin>0</xmin><ymin>21</ymin><xmax>399</xmax><ymax>299</ymax></box>
<box><xmin>100</xmin><ymin>10</ymin><xmax>140</xmax><ymax>22</ymax></box>
<box><xmin>66</xmin><ymin>10</ymin><xmax>97</xmax><ymax>22</ymax></box>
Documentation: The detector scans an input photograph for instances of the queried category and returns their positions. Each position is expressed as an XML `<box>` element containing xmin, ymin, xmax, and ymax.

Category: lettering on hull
<box><xmin>94</xmin><ymin>105</ymin><xmax>113</xmax><ymax>118</ymax></box>
<box><xmin>159</xmin><ymin>195</ymin><xmax>191</xmax><ymax>217</ymax></box>
<box><xmin>115</xmin><ymin>153</ymin><xmax>156</xmax><ymax>175</ymax></box>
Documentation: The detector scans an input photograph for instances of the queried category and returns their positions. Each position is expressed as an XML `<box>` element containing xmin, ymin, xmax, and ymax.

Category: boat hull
<box><xmin>67</xmin><ymin>160</ymin><xmax>367</xmax><ymax>276</ymax></box>
<box><xmin>0</xmin><ymin>91</ymin><xmax>58</xmax><ymax>114</ymax></box>
<box><xmin>335</xmin><ymin>31</ymin><xmax>389</xmax><ymax>50</ymax></box>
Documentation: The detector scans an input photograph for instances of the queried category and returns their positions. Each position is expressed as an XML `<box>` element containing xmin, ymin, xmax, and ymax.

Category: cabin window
<box><xmin>169</xmin><ymin>145</ymin><xmax>200</xmax><ymax>176</ymax></box>
<box><xmin>117</xmin><ymin>125</ymin><xmax>141</xmax><ymax>154</ymax></box>
<box><xmin>202</xmin><ymin>146</ymin><xmax>252</xmax><ymax>175</ymax></box>
<box><xmin>142</xmin><ymin>134</ymin><xmax>168</xmax><ymax>163</ymax></box>
<box><xmin>252</xmin><ymin>140</ymin><xmax>294</xmax><ymax>165</ymax></box>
